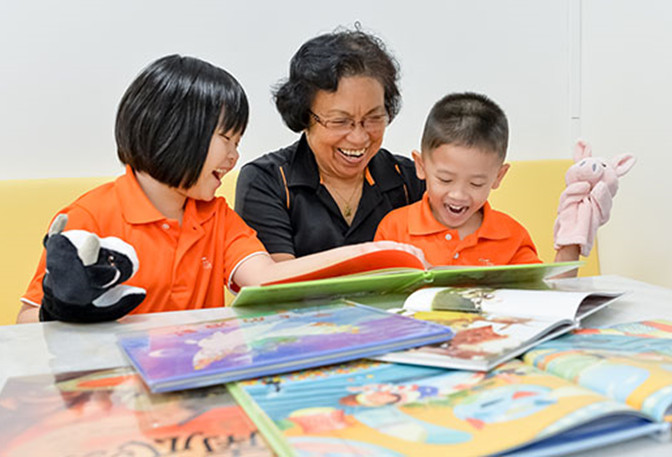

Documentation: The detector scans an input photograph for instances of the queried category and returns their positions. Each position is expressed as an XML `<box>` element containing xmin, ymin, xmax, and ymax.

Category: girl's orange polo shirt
<box><xmin>375</xmin><ymin>193</ymin><xmax>540</xmax><ymax>266</ymax></box>
<box><xmin>22</xmin><ymin>167</ymin><xmax>266</xmax><ymax>314</ymax></box>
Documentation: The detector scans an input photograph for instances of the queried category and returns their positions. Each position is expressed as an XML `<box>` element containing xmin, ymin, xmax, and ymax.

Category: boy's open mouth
<box><xmin>447</xmin><ymin>204</ymin><xmax>468</xmax><ymax>215</ymax></box>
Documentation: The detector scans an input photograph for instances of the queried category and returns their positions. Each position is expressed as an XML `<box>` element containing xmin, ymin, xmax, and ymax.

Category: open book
<box><xmin>117</xmin><ymin>300</ymin><xmax>453</xmax><ymax>393</ymax></box>
<box><xmin>233</xmin><ymin>249</ymin><xmax>581</xmax><ymax>307</ymax></box>
<box><xmin>0</xmin><ymin>366</ymin><xmax>273</xmax><ymax>457</ymax></box>
<box><xmin>229</xmin><ymin>325</ymin><xmax>672</xmax><ymax>457</ymax></box>
<box><xmin>524</xmin><ymin>320</ymin><xmax>672</xmax><ymax>423</ymax></box>
<box><xmin>374</xmin><ymin>286</ymin><xmax>623</xmax><ymax>371</ymax></box>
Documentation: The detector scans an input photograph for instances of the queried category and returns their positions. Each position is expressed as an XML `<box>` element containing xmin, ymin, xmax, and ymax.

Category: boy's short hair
<box><xmin>116</xmin><ymin>54</ymin><xmax>249</xmax><ymax>189</ymax></box>
<box><xmin>274</xmin><ymin>27</ymin><xmax>401</xmax><ymax>132</ymax></box>
<box><xmin>421</xmin><ymin>92</ymin><xmax>508</xmax><ymax>160</ymax></box>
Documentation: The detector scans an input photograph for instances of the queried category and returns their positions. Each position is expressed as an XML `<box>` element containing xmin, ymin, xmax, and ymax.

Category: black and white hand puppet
<box><xmin>39</xmin><ymin>214</ymin><xmax>146</xmax><ymax>323</ymax></box>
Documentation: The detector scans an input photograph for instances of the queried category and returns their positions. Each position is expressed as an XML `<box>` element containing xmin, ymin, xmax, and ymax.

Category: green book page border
<box><xmin>426</xmin><ymin>261</ymin><xmax>581</xmax><ymax>289</ymax></box>
<box><xmin>233</xmin><ymin>270</ymin><xmax>420</xmax><ymax>306</ymax></box>
<box><xmin>227</xmin><ymin>382</ymin><xmax>296</xmax><ymax>457</ymax></box>
<box><xmin>232</xmin><ymin>261</ymin><xmax>583</xmax><ymax>307</ymax></box>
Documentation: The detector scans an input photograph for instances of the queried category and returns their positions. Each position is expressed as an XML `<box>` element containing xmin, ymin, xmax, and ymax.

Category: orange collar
<box><xmin>408</xmin><ymin>193</ymin><xmax>510</xmax><ymax>240</ymax></box>
<box><xmin>116</xmin><ymin>165</ymin><xmax>217</xmax><ymax>225</ymax></box>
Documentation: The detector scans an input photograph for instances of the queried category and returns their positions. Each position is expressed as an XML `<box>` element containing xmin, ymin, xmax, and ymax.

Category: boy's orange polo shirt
<box><xmin>375</xmin><ymin>193</ymin><xmax>540</xmax><ymax>266</ymax></box>
<box><xmin>22</xmin><ymin>167</ymin><xmax>266</xmax><ymax>314</ymax></box>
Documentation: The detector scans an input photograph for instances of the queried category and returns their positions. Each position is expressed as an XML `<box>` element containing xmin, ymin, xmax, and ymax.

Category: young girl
<box><xmin>17</xmin><ymin>55</ymin><xmax>423</xmax><ymax>323</ymax></box>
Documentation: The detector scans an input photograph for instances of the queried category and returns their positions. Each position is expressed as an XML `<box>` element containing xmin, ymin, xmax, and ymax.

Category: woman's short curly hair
<box><xmin>274</xmin><ymin>28</ymin><xmax>401</xmax><ymax>132</ymax></box>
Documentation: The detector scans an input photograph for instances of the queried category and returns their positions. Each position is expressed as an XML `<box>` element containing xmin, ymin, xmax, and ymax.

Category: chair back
<box><xmin>0</xmin><ymin>171</ymin><xmax>239</xmax><ymax>325</ymax></box>
<box><xmin>488</xmin><ymin>159</ymin><xmax>600</xmax><ymax>277</ymax></box>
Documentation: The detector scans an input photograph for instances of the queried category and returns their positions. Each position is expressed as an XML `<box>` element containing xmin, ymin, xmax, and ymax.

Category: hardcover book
<box><xmin>374</xmin><ymin>286</ymin><xmax>623</xmax><ymax>371</ymax></box>
<box><xmin>117</xmin><ymin>300</ymin><xmax>454</xmax><ymax>393</ymax></box>
<box><xmin>0</xmin><ymin>366</ymin><xmax>272</xmax><ymax>457</ymax></box>
<box><xmin>229</xmin><ymin>353</ymin><xmax>671</xmax><ymax>457</ymax></box>
<box><xmin>233</xmin><ymin>252</ymin><xmax>581</xmax><ymax>307</ymax></box>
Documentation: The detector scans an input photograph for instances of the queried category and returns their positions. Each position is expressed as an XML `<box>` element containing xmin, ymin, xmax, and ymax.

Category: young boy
<box><xmin>375</xmin><ymin>92</ymin><xmax>579</xmax><ymax>266</ymax></box>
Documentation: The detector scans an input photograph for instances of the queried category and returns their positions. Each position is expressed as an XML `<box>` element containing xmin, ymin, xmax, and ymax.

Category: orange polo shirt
<box><xmin>22</xmin><ymin>166</ymin><xmax>267</xmax><ymax>314</ymax></box>
<box><xmin>375</xmin><ymin>193</ymin><xmax>540</xmax><ymax>266</ymax></box>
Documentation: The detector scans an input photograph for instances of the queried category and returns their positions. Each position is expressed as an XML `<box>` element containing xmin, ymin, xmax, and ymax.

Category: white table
<box><xmin>1</xmin><ymin>275</ymin><xmax>671</xmax><ymax>456</ymax></box>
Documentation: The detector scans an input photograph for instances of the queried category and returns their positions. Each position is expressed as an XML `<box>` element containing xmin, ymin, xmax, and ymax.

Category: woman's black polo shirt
<box><xmin>235</xmin><ymin>135</ymin><xmax>425</xmax><ymax>257</ymax></box>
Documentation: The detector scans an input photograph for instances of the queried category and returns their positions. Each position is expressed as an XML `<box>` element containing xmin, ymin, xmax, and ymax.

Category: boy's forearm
<box><xmin>553</xmin><ymin>245</ymin><xmax>581</xmax><ymax>278</ymax></box>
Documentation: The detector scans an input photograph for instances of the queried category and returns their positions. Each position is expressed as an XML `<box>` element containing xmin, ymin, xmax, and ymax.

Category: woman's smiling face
<box><xmin>305</xmin><ymin>76</ymin><xmax>388</xmax><ymax>180</ymax></box>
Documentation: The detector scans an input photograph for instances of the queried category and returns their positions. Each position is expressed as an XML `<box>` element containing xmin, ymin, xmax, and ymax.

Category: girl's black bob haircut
<box><xmin>116</xmin><ymin>54</ymin><xmax>249</xmax><ymax>189</ymax></box>
<box><xmin>274</xmin><ymin>28</ymin><xmax>401</xmax><ymax>132</ymax></box>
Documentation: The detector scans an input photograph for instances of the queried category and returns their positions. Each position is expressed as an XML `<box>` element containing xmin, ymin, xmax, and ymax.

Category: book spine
<box><xmin>227</xmin><ymin>382</ymin><xmax>296</xmax><ymax>457</ymax></box>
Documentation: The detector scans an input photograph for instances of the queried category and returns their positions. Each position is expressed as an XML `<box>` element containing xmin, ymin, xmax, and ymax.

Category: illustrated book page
<box><xmin>117</xmin><ymin>300</ymin><xmax>453</xmax><ymax>393</ymax></box>
<box><xmin>374</xmin><ymin>287</ymin><xmax>623</xmax><ymax>371</ymax></box>
<box><xmin>228</xmin><ymin>359</ymin><xmax>669</xmax><ymax>457</ymax></box>
<box><xmin>524</xmin><ymin>327</ymin><xmax>672</xmax><ymax>423</ymax></box>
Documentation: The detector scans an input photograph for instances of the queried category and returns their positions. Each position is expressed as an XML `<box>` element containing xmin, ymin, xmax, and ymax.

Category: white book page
<box><xmin>403</xmin><ymin>287</ymin><xmax>621</xmax><ymax>321</ymax></box>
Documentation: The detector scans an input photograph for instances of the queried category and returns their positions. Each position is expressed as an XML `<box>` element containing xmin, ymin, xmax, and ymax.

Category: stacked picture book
<box><xmin>3</xmin><ymin>253</ymin><xmax>671</xmax><ymax>456</ymax></box>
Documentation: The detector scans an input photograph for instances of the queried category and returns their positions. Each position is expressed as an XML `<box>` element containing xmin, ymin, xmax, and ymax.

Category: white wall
<box><xmin>1</xmin><ymin>1</ymin><xmax>670</xmax><ymax>287</ymax></box>
<box><xmin>581</xmin><ymin>0</ymin><xmax>672</xmax><ymax>288</ymax></box>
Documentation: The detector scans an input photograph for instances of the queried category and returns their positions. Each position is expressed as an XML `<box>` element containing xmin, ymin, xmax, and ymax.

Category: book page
<box><xmin>375</xmin><ymin>310</ymin><xmax>574</xmax><ymax>371</ymax></box>
<box><xmin>404</xmin><ymin>287</ymin><xmax>620</xmax><ymax>321</ymax></box>
<box><xmin>262</xmin><ymin>248</ymin><xmax>424</xmax><ymax>285</ymax></box>
<box><xmin>230</xmin><ymin>359</ymin><xmax>659</xmax><ymax>457</ymax></box>
<box><xmin>524</xmin><ymin>332</ymin><xmax>672</xmax><ymax>422</ymax></box>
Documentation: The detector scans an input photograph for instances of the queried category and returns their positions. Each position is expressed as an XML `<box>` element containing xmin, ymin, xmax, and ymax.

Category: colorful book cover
<box><xmin>0</xmin><ymin>366</ymin><xmax>272</xmax><ymax>457</ymax></box>
<box><xmin>524</xmin><ymin>332</ymin><xmax>672</xmax><ymax>422</ymax></box>
<box><xmin>229</xmin><ymin>359</ymin><xmax>668</xmax><ymax>457</ymax></box>
<box><xmin>117</xmin><ymin>300</ymin><xmax>454</xmax><ymax>393</ymax></box>
<box><xmin>374</xmin><ymin>287</ymin><xmax>622</xmax><ymax>371</ymax></box>
<box><xmin>233</xmin><ymin>261</ymin><xmax>582</xmax><ymax>307</ymax></box>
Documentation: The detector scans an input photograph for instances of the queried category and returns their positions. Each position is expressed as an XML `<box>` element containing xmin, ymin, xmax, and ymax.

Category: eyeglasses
<box><xmin>309</xmin><ymin>111</ymin><xmax>388</xmax><ymax>135</ymax></box>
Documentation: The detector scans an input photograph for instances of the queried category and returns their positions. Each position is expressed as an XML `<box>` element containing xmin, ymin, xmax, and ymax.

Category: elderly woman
<box><xmin>235</xmin><ymin>29</ymin><xmax>425</xmax><ymax>260</ymax></box>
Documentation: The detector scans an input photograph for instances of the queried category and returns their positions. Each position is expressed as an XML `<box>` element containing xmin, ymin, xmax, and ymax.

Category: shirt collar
<box><xmin>117</xmin><ymin>165</ymin><xmax>217</xmax><ymax>225</ymax></box>
<box><xmin>285</xmin><ymin>134</ymin><xmax>407</xmax><ymax>191</ymax></box>
<box><xmin>408</xmin><ymin>195</ymin><xmax>510</xmax><ymax>240</ymax></box>
<box><xmin>285</xmin><ymin>135</ymin><xmax>321</xmax><ymax>189</ymax></box>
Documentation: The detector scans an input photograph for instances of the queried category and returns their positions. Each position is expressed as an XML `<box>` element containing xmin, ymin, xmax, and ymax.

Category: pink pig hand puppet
<box><xmin>553</xmin><ymin>140</ymin><xmax>636</xmax><ymax>257</ymax></box>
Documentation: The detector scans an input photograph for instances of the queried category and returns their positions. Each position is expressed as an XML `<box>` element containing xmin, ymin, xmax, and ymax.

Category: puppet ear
<box><xmin>48</xmin><ymin>214</ymin><xmax>68</xmax><ymax>237</ymax></box>
<box><xmin>573</xmin><ymin>139</ymin><xmax>592</xmax><ymax>162</ymax></box>
<box><xmin>77</xmin><ymin>234</ymin><xmax>100</xmax><ymax>267</ymax></box>
<box><xmin>612</xmin><ymin>153</ymin><xmax>636</xmax><ymax>177</ymax></box>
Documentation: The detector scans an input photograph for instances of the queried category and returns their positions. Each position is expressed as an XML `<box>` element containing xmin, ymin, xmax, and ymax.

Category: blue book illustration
<box><xmin>117</xmin><ymin>300</ymin><xmax>453</xmax><ymax>393</ymax></box>
<box><xmin>229</xmin><ymin>359</ymin><xmax>670</xmax><ymax>457</ymax></box>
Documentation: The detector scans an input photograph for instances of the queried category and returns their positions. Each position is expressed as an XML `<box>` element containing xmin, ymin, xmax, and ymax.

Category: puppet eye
<box><xmin>108</xmin><ymin>255</ymin><xmax>115</xmax><ymax>265</ymax></box>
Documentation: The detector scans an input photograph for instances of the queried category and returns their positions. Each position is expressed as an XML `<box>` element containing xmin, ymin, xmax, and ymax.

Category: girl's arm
<box><xmin>232</xmin><ymin>241</ymin><xmax>428</xmax><ymax>288</ymax></box>
<box><xmin>16</xmin><ymin>303</ymin><xmax>40</xmax><ymax>324</ymax></box>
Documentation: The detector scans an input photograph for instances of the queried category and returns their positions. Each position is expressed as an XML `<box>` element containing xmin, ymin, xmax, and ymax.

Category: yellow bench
<box><xmin>0</xmin><ymin>160</ymin><xmax>598</xmax><ymax>326</ymax></box>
